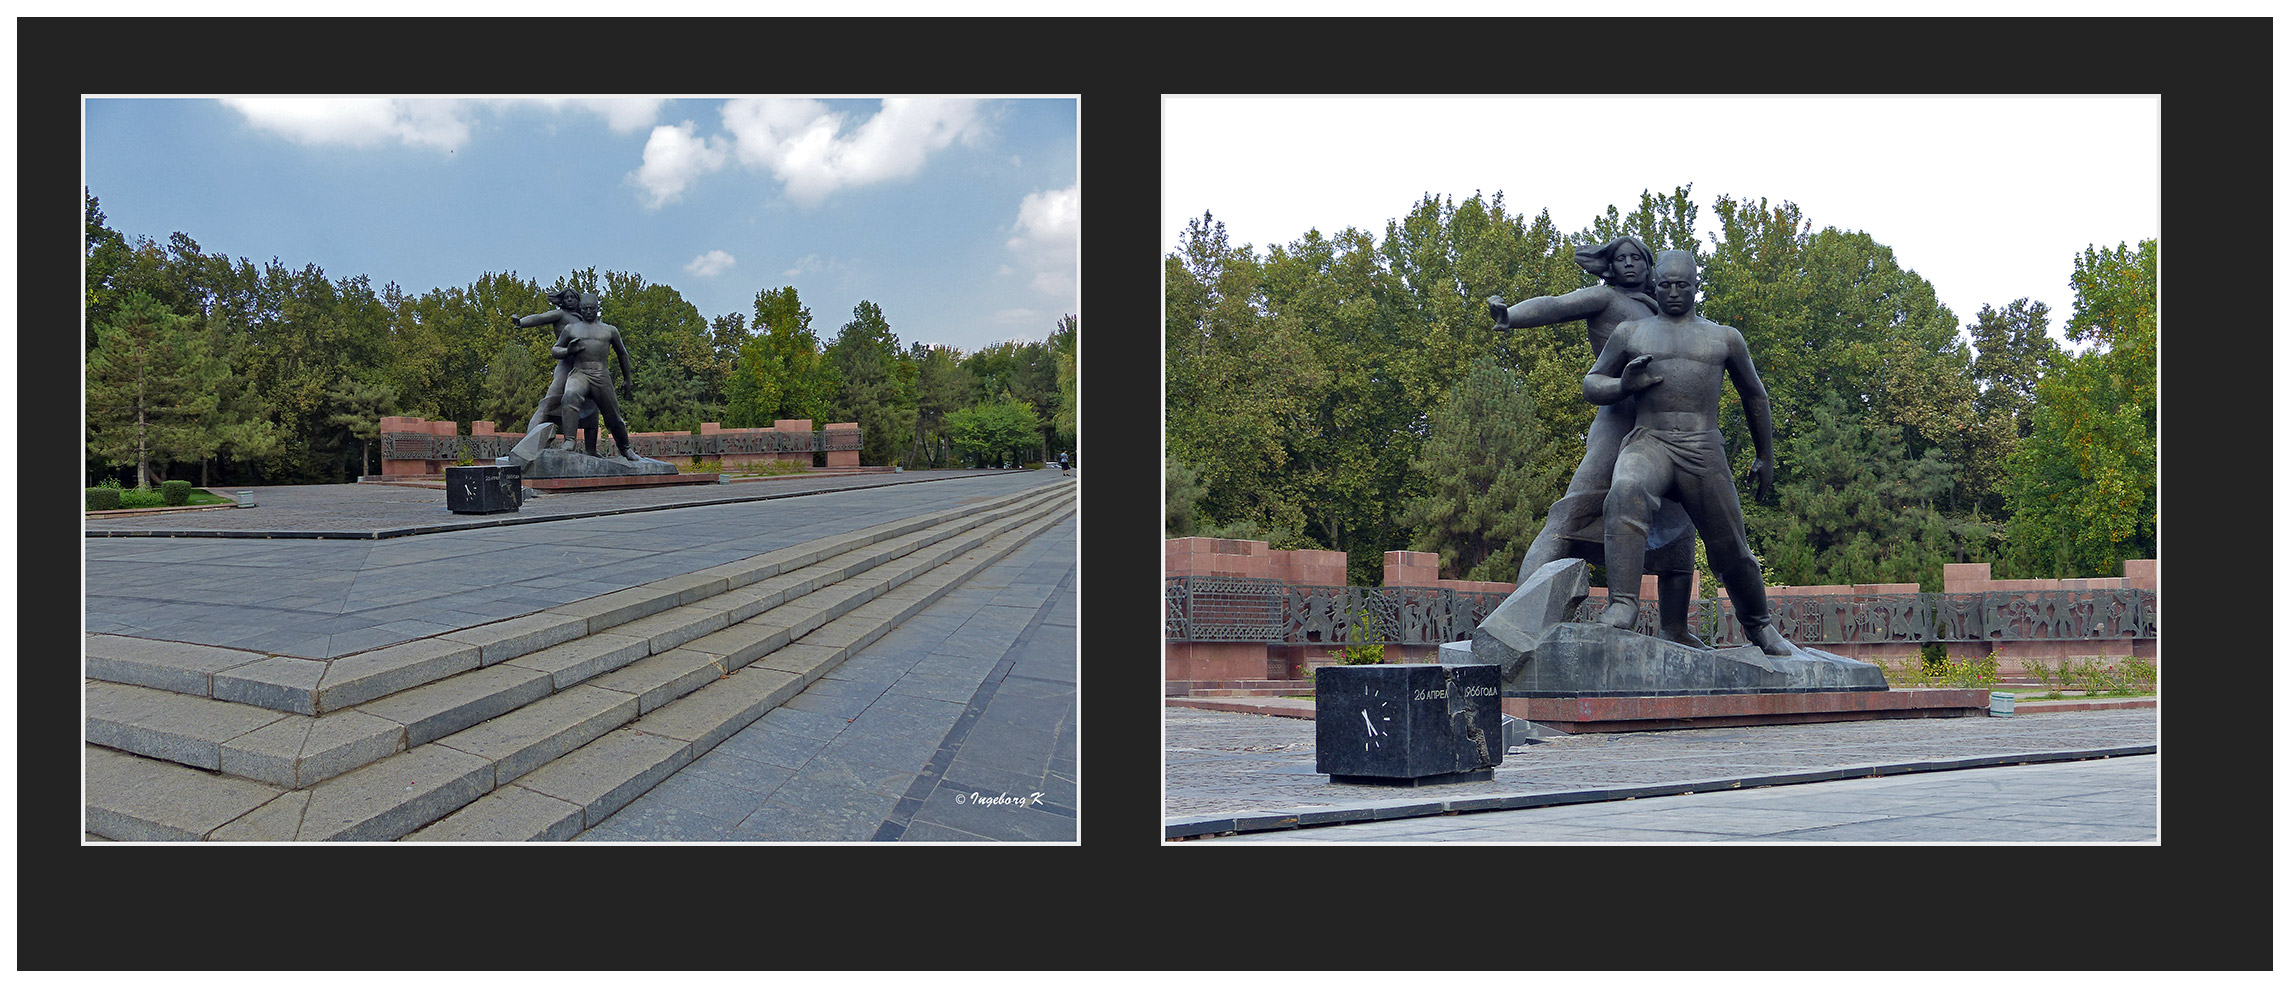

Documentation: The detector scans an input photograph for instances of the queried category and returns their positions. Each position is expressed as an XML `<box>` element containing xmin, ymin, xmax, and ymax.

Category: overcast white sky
<box><xmin>1163</xmin><ymin>95</ymin><xmax>2159</xmax><ymax>348</ymax></box>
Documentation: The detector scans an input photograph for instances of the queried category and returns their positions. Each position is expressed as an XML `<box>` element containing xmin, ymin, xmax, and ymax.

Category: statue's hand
<box><xmin>1752</xmin><ymin>456</ymin><xmax>1774</xmax><ymax>501</ymax></box>
<box><xmin>1487</xmin><ymin>295</ymin><xmax>1509</xmax><ymax>329</ymax></box>
<box><xmin>1621</xmin><ymin>354</ymin><xmax>1663</xmax><ymax>391</ymax></box>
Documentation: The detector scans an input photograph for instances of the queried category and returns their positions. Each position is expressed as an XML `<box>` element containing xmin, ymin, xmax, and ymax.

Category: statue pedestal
<box><xmin>1315</xmin><ymin>664</ymin><xmax>1503</xmax><ymax>786</ymax></box>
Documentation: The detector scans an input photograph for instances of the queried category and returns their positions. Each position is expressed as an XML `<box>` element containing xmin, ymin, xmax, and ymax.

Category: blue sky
<box><xmin>84</xmin><ymin>96</ymin><xmax>1079</xmax><ymax>353</ymax></box>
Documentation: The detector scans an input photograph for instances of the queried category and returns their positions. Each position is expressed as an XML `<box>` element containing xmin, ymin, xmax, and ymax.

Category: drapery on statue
<box><xmin>1488</xmin><ymin>235</ymin><xmax>1700</xmax><ymax>645</ymax></box>
<box><xmin>1581</xmin><ymin>249</ymin><xmax>1792</xmax><ymax>656</ymax></box>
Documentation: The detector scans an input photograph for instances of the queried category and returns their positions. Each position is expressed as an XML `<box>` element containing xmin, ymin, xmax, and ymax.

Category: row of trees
<box><xmin>85</xmin><ymin>192</ymin><xmax>1079</xmax><ymax>487</ymax></box>
<box><xmin>1165</xmin><ymin>187</ymin><xmax>2155</xmax><ymax>587</ymax></box>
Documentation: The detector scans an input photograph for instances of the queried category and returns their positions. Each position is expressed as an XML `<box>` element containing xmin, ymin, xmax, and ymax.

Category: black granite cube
<box><xmin>1315</xmin><ymin>663</ymin><xmax>1504</xmax><ymax>785</ymax></box>
<box><xmin>446</xmin><ymin>464</ymin><xmax>521</xmax><ymax>514</ymax></box>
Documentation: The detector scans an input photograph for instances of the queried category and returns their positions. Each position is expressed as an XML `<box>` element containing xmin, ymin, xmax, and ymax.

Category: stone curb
<box><xmin>1162</xmin><ymin>744</ymin><xmax>2161</xmax><ymax>839</ymax></box>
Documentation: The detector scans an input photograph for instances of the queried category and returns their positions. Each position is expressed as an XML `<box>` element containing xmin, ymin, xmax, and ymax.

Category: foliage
<box><xmin>86</xmin><ymin>291</ymin><xmax>224</xmax><ymax>487</ymax></box>
<box><xmin>81</xmin><ymin>197</ymin><xmax>1088</xmax><ymax>487</ymax></box>
<box><xmin>86</xmin><ymin>487</ymin><xmax>121</xmax><ymax>511</ymax></box>
<box><xmin>1874</xmin><ymin>650</ymin><xmax>1996</xmax><ymax>689</ymax></box>
<box><xmin>1997</xmin><ymin>240</ymin><xmax>2157</xmax><ymax>579</ymax></box>
<box><xmin>1340</xmin><ymin>605</ymin><xmax>1385</xmax><ymax>664</ymax></box>
<box><xmin>160</xmin><ymin>480</ymin><xmax>193</xmax><ymax>506</ymax></box>
<box><xmin>826</xmin><ymin>300</ymin><xmax>918</xmax><ymax>466</ymax></box>
<box><xmin>1165</xmin><ymin>457</ymin><xmax>1207</xmax><ymax>537</ymax></box>
<box><xmin>943</xmin><ymin>398</ymin><xmax>1040</xmax><ymax>468</ymax></box>
<box><xmin>1397</xmin><ymin>356</ymin><xmax>1558</xmax><ymax>583</ymax></box>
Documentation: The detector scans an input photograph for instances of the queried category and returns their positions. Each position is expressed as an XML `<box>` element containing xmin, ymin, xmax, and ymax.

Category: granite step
<box><xmin>80</xmin><ymin>484</ymin><xmax>1072</xmax><ymax>786</ymax></box>
<box><xmin>85</xmin><ymin>485</ymin><xmax>1075</xmax><ymax>840</ymax></box>
<box><xmin>408</xmin><ymin>497</ymin><xmax>1074</xmax><ymax>841</ymax></box>
<box><xmin>83</xmin><ymin>482</ymin><xmax>1067</xmax><ymax>715</ymax></box>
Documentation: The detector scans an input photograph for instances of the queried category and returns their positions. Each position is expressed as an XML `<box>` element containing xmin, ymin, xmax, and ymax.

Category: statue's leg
<box><xmin>1652</xmin><ymin>538</ymin><xmax>1703</xmax><ymax>648</ymax></box>
<box><xmin>1673</xmin><ymin>451</ymin><xmax>1788</xmax><ymax>655</ymax></box>
<box><xmin>1516</xmin><ymin>404</ymin><xmax>1633</xmax><ymax>584</ymax></box>
<box><xmin>530</xmin><ymin>362</ymin><xmax>572</xmax><ymax>431</ymax></box>
<box><xmin>559</xmin><ymin>377</ymin><xmax>590</xmax><ymax>449</ymax></box>
<box><xmin>592</xmin><ymin>383</ymin><xmax>637</xmax><ymax>460</ymax></box>
<box><xmin>1599</xmin><ymin>433</ymin><xmax>1666</xmax><ymax>630</ymax></box>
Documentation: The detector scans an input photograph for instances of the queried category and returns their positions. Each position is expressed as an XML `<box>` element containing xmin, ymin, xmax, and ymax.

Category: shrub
<box><xmin>2120</xmin><ymin>656</ymin><xmax>2158</xmax><ymax>694</ymax></box>
<box><xmin>118</xmin><ymin>486</ymin><xmax>165</xmax><ymax>509</ymax></box>
<box><xmin>160</xmin><ymin>480</ymin><xmax>193</xmax><ymax>506</ymax></box>
<box><xmin>86</xmin><ymin>487</ymin><xmax>121</xmax><ymax>511</ymax></box>
<box><xmin>2023</xmin><ymin>655</ymin><xmax>2060</xmax><ymax>692</ymax></box>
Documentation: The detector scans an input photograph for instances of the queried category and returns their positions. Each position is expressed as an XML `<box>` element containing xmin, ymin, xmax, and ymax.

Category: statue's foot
<box><xmin>1659</xmin><ymin>626</ymin><xmax>1707</xmax><ymax>650</ymax></box>
<box><xmin>1747</xmin><ymin>625</ymin><xmax>1793</xmax><ymax>657</ymax></box>
<box><xmin>1598</xmin><ymin>600</ymin><xmax>1637</xmax><ymax>630</ymax></box>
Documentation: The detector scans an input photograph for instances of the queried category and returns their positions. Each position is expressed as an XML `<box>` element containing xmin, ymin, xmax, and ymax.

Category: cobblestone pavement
<box><xmin>576</xmin><ymin>514</ymin><xmax>1078</xmax><ymax>842</ymax></box>
<box><xmin>86</xmin><ymin>468</ymin><xmax>1021</xmax><ymax>536</ymax></box>
<box><xmin>1165</xmin><ymin>706</ymin><xmax>2159</xmax><ymax>834</ymax></box>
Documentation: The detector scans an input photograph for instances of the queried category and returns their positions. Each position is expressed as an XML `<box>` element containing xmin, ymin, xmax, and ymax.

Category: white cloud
<box><xmin>547</xmin><ymin>98</ymin><xmax>665</xmax><ymax>133</ymax></box>
<box><xmin>684</xmin><ymin>250</ymin><xmax>737</xmax><ymax>278</ymax></box>
<box><xmin>1006</xmin><ymin>183</ymin><xmax>1079</xmax><ymax>300</ymax></box>
<box><xmin>223</xmin><ymin>98</ymin><xmax>475</xmax><ymax>151</ymax></box>
<box><xmin>781</xmin><ymin>253</ymin><xmax>857</xmax><ymax>280</ymax></box>
<box><xmin>628</xmin><ymin>121</ymin><xmax>730</xmax><ymax>209</ymax></box>
<box><xmin>720</xmin><ymin>98</ymin><xmax>987</xmax><ymax>207</ymax></box>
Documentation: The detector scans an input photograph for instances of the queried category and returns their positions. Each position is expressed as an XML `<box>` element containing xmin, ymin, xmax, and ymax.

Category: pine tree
<box><xmin>86</xmin><ymin>292</ymin><xmax>222</xmax><ymax>486</ymax></box>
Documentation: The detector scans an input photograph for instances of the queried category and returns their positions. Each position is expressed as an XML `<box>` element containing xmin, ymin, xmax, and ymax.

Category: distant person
<box><xmin>1059</xmin><ymin>452</ymin><xmax>1070</xmax><ymax>474</ymax></box>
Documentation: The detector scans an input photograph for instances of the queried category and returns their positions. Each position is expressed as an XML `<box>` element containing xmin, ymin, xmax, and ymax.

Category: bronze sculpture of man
<box><xmin>1488</xmin><ymin>235</ymin><xmax>1701</xmax><ymax>645</ymax></box>
<box><xmin>550</xmin><ymin>292</ymin><xmax>639</xmax><ymax>460</ymax></box>
<box><xmin>1582</xmin><ymin>250</ymin><xmax>1791</xmax><ymax>656</ymax></box>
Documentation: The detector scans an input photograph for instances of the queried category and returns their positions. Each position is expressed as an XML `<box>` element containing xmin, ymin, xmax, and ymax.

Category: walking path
<box><xmin>1165</xmin><ymin>705</ymin><xmax>2158</xmax><ymax>840</ymax></box>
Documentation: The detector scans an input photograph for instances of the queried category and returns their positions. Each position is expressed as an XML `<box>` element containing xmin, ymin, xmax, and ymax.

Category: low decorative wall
<box><xmin>1164</xmin><ymin>538</ymin><xmax>2158</xmax><ymax>683</ymax></box>
<box><xmin>377</xmin><ymin>417</ymin><xmax>862</xmax><ymax>474</ymax></box>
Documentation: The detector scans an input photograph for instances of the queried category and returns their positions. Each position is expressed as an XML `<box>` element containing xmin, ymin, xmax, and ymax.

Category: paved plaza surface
<box><xmin>84</xmin><ymin>468</ymin><xmax>1018</xmax><ymax>538</ymax></box>
<box><xmin>1165</xmin><ymin>706</ymin><xmax>2159</xmax><ymax>841</ymax></box>
<box><xmin>1207</xmin><ymin>754</ymin><xmax>2156</xmax><ymax>842</ymax></box>
<box><xmin>576</xmin><ymin>513</ymin><xmax>1078</xmax><ymax>842</ymax></box>
<box><xmin>86</xmin><ymin>470</ymin><xmax>1063</xmax><ymax>660</ymax></box>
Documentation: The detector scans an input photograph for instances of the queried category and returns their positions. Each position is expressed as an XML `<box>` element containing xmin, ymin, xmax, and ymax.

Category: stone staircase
<box><xmin>84</xmin><ymin>480</ymin><xmax>1076</xmax><ymax>841</ymax></box>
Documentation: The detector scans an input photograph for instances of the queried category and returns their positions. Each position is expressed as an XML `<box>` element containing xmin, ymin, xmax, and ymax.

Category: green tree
<box><xmin>909</xmin><ymin>342</ymin><xmax>972</xmax><ymax>466</ymax></box>
<box><xmin>748</xmin><ymin>286</ymin><xmax>839</xmax><ymax>424</ymax></box>
<box><xmin>1397</xmin><ymin>357</ymin><xmax>1562</xmax><ymax>582</ymax></box>
<box><xmin>1166</xmin><ymin>457</ymin><xmax>1207</xmax><ymax>536</ymax></box>
<box><xmin>1163</xmin><ymin>212</ymin><xmax>1320</xmax><ymax>550</ymax></box>
<box><xmin>1997</xmin><ymin>240</ymin><xmax>2157</xmax><ymax>579</ymax></box>
<box><xmin>827</xmin><ymin>300</ymin><xmax>917</xmax><ymax>465</ymax></box>
<box><xmin>723</xmin><ymin>333</ymin><xmax>785</xmax><ymax>429</ymax></box>
<box><xmin>86</xmin><ymin>291</ymin><xmax>223</xmax><ymax>486</ymax></box>
<box><xmin>944</xmin><ymin>398</ymin><xmax>1040</xmax><ymax>468</ymax></box>
<box><xmin>325</xmin><ymin>375</ymin><xmax>402</xmax><ymax>478</ymax></box>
